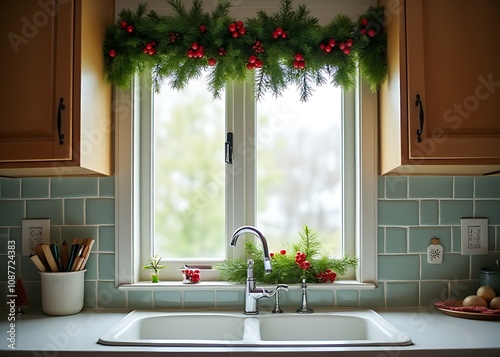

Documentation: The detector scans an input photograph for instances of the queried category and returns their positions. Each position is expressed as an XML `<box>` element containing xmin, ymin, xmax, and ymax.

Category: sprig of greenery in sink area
<box><xmin>216</xmin><ymin>226</ymin><xmax>357</xmax><ymax>284</ymax></box>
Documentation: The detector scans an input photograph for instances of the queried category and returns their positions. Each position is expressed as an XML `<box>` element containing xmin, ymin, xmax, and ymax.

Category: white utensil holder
<box><xmin>40</xmin><ymin>270</ymin><xmax>86</xmax><ymax>316</ymax></box>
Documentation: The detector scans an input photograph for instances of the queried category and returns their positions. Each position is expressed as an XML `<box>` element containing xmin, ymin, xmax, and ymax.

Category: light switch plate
<box><xmin>22</xmin><ymin>219</ymin><xmax>50</xmax><ymax>256</ymax></box>
<box><xmin>460</xmin><ymin>218</ymin><xmax>488</xmax><ymax>255</ymax></box>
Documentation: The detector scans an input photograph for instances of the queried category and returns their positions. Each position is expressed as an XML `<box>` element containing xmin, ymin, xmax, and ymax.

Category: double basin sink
<box><xmin>98</xmin><ymin>310</ymin><xmax>412</xmax><ymax>347</ymax></box>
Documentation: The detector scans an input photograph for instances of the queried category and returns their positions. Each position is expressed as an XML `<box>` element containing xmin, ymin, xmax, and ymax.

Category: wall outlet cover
<box><xmin>460</xmin><ymin>218</ymin><xmax>488</xmax><ymax>255</ymax></box>
<box><xmin>22</xmin><ymin>219</ymin><xmax>50</xmax><ymax>256</ymax></box>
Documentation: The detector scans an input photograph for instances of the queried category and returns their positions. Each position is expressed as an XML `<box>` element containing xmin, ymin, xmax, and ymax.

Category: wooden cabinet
<box><xmin>378</xmin><ymin>0</ymin><xmax>500</xmax><ymax>175</ymax></box>
<box><xmin>0</xmin><ymin>0</ymin><xmax>114</xmax><ymax>177</ymax></box>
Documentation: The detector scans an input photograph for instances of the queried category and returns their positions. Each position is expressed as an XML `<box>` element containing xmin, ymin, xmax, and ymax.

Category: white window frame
<box><xmin>114</xmin><ymin>69</ymin><xmax>378</xmax><ymax>287</ymax></box>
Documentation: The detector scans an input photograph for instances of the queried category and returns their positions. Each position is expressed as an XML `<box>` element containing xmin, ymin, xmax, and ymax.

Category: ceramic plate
<box><xmin>435</xmin><ymin>300</ymin><xmax>500</xmax><ymax>321</ymax></box>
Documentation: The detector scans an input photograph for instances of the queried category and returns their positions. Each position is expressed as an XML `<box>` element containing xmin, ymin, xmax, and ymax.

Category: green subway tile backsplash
<box><xmin>439</xmin><ymin>200</ymin><xmax>473</xmax><ymax>225</ymax></box>
<box><xmin>378</xmin><ymin>200</ymin><xmax>419</xmax><ymax>226</ymax></box>
<box><xmin>21</xmin><ymin>178</ymin><xmax>50</xmax><ymax>198</ymax></box>
<box><xmin>454</xmin><ymin>176</ymin><xmax>474</xmax><ymax>198</ymax></box>
<box><xmin>51</xmin><ymin>177</ymin><xmax>99</xmax><ymax>198</ymax></box>
<box><xmin>1</xmin><ymin>175</ymin><xmax>499</xmax><ymax>309</ymax></box>
<box><xmin>475</xmin><ymin>176</ymin><xmax>500</xmax><ymax>198</ymax></box>
<box><xmin>409</xmin><ymin>176</ymin><xmax>453</xmax><ymax>198</ymax></box>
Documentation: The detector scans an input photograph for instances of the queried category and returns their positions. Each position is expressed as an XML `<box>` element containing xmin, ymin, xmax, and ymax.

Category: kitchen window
<box><xmin>114</xmin><ymin>0</ymin><xmax>378</xmax><ymax>286</ymax></box>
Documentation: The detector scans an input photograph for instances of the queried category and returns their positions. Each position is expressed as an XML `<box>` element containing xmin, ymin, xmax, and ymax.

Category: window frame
<box><xmin>114</xmin><ymin>69</ymin><xmax>378</xmax><ymax>287</ymax></box>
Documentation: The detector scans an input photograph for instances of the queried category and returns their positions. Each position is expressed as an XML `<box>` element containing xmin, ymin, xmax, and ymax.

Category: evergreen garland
<box><xmin>104</xmin><ymin>0</ymin><xmax>387</xmax><ymax>101</ymax></box>
<box><xmin>215</xmin><ymin>226</ymin><xmax>358</xmax><ymax>284</ymax></box>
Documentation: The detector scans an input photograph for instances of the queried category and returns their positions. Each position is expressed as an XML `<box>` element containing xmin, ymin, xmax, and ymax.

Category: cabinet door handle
<box><xmin>57</xmin><ymin>97</ymin><xmax>65</xmax><ymax>145</ymax></box>
<box><xmin>415</xmin><ymin>94</ymin><xmax>424</xmax><ymax>143</ymax></box>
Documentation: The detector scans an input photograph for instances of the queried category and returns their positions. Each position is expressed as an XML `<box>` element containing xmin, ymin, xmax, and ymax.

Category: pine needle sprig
<box><xmin>215</xmin><ymin>226</ymin><xmax>358</xmax><ymax>284</ymax></box>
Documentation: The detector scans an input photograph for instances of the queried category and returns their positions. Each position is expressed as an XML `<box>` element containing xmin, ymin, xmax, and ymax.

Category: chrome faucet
<box><xmin>230</xmin><ymin>226</ymin><xmax>289</xmax><ymax>314</ymax></box>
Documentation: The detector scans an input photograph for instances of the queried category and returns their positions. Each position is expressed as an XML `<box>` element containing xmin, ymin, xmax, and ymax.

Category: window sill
<box><xmin>118</xmin><ymin>280</ymin><xmax>376</xmax><ymax>291</ymax></box>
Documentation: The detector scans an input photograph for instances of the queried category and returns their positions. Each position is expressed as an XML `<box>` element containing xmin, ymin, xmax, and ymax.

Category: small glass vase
<box><xmin>150</xmin><ymin>272</ymin><xmax>159</xmax><ymax>283</ymax></box>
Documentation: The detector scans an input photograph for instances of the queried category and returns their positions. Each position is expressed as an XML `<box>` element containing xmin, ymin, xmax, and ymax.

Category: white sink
<box><xmin>98</xmin><ymin>310</ymin><xmax>412</xmax><ymax>347</ymax></box>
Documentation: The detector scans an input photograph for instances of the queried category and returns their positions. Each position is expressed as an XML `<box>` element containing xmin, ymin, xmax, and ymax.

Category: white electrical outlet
<box><xmin>460</xmin><ymin>218</ymin><xmax>488</xmax><ymax>255</ymax></box>
<box><xmin>22</xmin><ymin>219</ymin><xmax>50</xmax><ymax>256</ymax></box>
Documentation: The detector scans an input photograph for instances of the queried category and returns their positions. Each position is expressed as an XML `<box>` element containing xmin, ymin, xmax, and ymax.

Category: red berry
<box><xmin>281</xmin><ymin>32</ymin><xmax>287</xmax><ymax>39</ymax></box>
<box><xmin>270</xmin><ymin>252</ymin><xmax>275</xmax><ymax>258</ymax></box>
<box><xmin>294</xmin><ymin>53</ymin><xmax>303</xmax><ymax>61</ymax></box>
<box><xmin>328</xmin><ymin>38</ymin><xmax>336</xmax><ymax>47</ymax></box>
<box><xmin>126</xmin><ymin>25</ymin><xmax>134</xmax><ymax>33</ymax></box>
<box><xmin>229</xmin><ymin>22</ymin><xmax>237</xmax><ymax>32</ymax></box>
<box><xmin>246</xmin><ymin>62</ymin><xmax>255</xmax><ymax>70</ymax></box>
<box><xmin>120</xmin><ymin>20</ymin><xmax>128</xmax><ymax>29</ymax></box>
<box><xmin>187</xmin><ymin>49</ymin><xmax>194</xmax><ymax>58</ymax></box>
<box><xmin>191</xmin><ymin>42</ymin><xmax>198</xmax><ymax>50</ymax></box>
<box><xmin>199</xmin><ymin>25</ymin><xmax>207</xmax><ymax>33</ymax></box>
<box><xmin>273</xmin><ymin>32</ymin><xmax>279</xmax><ymax>39</ymax></box>
<box><xmin>343</xmin><ymin>47</ymin><xmax>351</xmax><ymax>55</ymax></box>
<box><xmin>232</xmin><ymin>31</ymin><xmax>239</xmax><ymax>38</ymax></box>
<box><xmin>324</xmin><ymin>44</ymin><xmax>332</xmax><ymax>53</ymax></box>
<box><xmin>346</xmin><ymin>38</ymin><xmax>353</xmax><ymax>47</ymax></box>
<box><xmin>255</xmin><ymin>59</ymin><xmax>263</xmax><ymax>68</ymax></box>
<box><xmin>145</xmin><ymin>43</ymin><xmax>152</xmax><ymax>50</ymax></box>
<box><xmin>280</xmin><ymin>249</ymin><xmax>287</xmax><ymax>255</ymax></box>
<box><xmin>361</xmin><ymin>18</ymin><xmax>368</xmax><ymax>26</ymax></box>
<box><xmin>360</xmin><ymin>29</ymin><xmax>366</xmax><ymax>35</ymax></box>
<box><xmin>368</xmin><ymin>29</ymin><xmax>376</xmax><ymax>37</ymax></box>
<box><xmin>339</xmin><ymin>42</ymin><xmax>346</xmax><ymax>50</ymax></box>
<box><xmin>108</xmin><ymin>49</ymin><xmax>116</xmax><ymax>58</ymax></box>
<box><xmin>298</xmin><ymin>60</ymin><xmax>305</xmax><ymax>69</ymax></box>
<box><xmin>319</xmin><ymin>43</ymin><xmax>325</xmax><ymax>50</ymax></box>
<box><xmin>236</xmin><ymin>20</ymin><xmax>244</xmax><ymax>29</ymax></box>
<box><xmin>148</xmin><ymin>49</ymin><xmax>156</xmax><ymax>55</ymax></box>
<box><xmin>238</xmin><ymin>27</ymin><xmax>246</xmax><ymax>35</ymax></box>
<box><xmin>275</xmin><ymin>27</ymin><xmax>283</xmax><ymax>35</ymax></box>
<box><xmin>248</xmin><ymin>55</ymin><xmax>256</xmax><ymax>64</ymax></box>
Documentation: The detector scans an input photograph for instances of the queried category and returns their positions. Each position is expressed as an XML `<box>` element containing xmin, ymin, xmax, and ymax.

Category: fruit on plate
<box><xmin>489</xmin><ymin>297</ymin><xmax>500</xmax><ymax>310</ymax></box>
<box><xmin>477</xmin><ymin>285</ymin><xmax>496</xmax><ymax>302</ymax></box>
<box><xmin>462</xmin><ymin>295</ymin><xmax>488</xmax><ymax>307</ymax></box>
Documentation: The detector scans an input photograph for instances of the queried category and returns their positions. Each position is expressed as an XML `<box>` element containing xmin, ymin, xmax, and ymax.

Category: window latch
<box><xmin>225</xmin><ymin>132</ymin><xmax>233</xmax><ymax>164</ymax></box>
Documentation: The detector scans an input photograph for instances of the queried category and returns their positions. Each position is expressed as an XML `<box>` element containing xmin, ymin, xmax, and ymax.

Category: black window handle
<box><xmin>415</xmin><ymin>94</ymin><xmax>424</xmax><ymax>143</ymax></box>
<box><xmin>57</xmin><ymin>97</ymin><xmax>65</xmax><ymax>145</ymax></box>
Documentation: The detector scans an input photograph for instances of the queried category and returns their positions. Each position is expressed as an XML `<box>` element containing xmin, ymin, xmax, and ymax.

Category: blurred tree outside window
<box><xmin>153</xmin><ymin>72</ymin><xmax>343</xmax><ymax>260</ymax></box>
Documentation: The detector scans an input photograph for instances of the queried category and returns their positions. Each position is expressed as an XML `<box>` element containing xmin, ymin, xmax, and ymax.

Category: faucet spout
<box><xmin>230</xmin><ymin>226</ymin><xmax>272</xmax><ymax>273</ymax></box>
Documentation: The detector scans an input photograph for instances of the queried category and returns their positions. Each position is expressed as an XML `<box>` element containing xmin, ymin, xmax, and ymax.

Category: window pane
<box><xmin>256</xmin><ymin>85</ymin><xmax>343</xmax><ymax>257</ymax></box>
<box><xmin>153</xmin><ymin>74</ymin><xmax>226</xmax><ymax>259</ymax></box>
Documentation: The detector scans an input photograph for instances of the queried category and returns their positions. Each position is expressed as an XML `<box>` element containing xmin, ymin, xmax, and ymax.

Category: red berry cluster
<box><xmin>295</xmin><ymin>251</ymin><xmax>310</xmax><ymax>270</ymax></box>
<box><xmin>272</xmin><ymin>27</ymin><xmax>287</xmax><ymax>39</ymax></box>
<box><xmin>229</xmin><ymin>20</ymin><xmax>246</xmax><ymax>38</ymax></box>
<box><xmin>320</xmin><ymin>38</ymin><xmax>353</xmax><ymax>55</ymax></box>
<box><xmin>252</xmin><ymin>40</ymin><xmax>264</xmax><ymax>54</ymax></box>
<box><xmin>187</xmin><ymin>42</ymin><xmax>204</xmax><ymax>58</ymax></box>
<box><xmin>293</xmin><ymin>53</ymin><xmax>305</xmax><ymax>69</ymax></box>
<box><xmin>315</xmin><ymin>269</ymin><xmax>337</xmax><ymax>283</ymax></box>
<box><xmin>218</xmin><ymin>46</ymin><xmax>226</xmax><ymax>56</ymax></box>
<box><xmin>168</xmin><ymin>31</ymin><xmax>180</xmax><ymax>43</ymax></box>
<box><xmin>120</xmin><ymin>20</ymin><xmax>134</xmax><ymax>34</ymax></box>
<box><xmin>359</xmin><ymin>18</ymin><xmax>376</xmax><ymax>37</ymax></box>
<box><xmin>270</xmin><ymin>249</ymin><xmax>287</xmax><ymax>258</ymax></box>
<box><xmin>246</xmin><ymin>55</ymin><xmax>263</xmax><ymax>70</ymax></box>
<box><xmin>181</xmin><ymin>268</ymin><xmax>200</xmax><ymax>283</ymax></box>
<box><xmin>143</xmin><ymin>41</ymin><xmax>157</xmax><ymax>56</ymax></box>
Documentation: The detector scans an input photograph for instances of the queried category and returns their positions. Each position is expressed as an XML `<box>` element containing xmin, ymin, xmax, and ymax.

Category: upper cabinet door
<box><xmin>0</xmin><ymin>0</ymin><xmax>74</xmax><ymax>162</ymax></box>
<box><xmin>406</xmin><ymin>0</ymin><xmax>500</xmax><ymax>160</ymax></box>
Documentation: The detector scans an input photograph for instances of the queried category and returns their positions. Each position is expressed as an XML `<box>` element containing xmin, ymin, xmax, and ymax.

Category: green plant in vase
<box><xmin>143</xmin><ymin>255</ymin><xmax>168</xmax><ymax>283</ymax></box>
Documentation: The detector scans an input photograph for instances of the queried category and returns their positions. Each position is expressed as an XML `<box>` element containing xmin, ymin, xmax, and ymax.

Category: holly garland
<box><xmin>104</xmin><ymin>0</ymin><xmax>387</xmax><ymax>101</ymax></box>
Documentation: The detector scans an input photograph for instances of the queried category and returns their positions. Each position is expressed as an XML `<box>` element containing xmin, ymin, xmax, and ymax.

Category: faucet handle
<box><xmin>271</xmin><ymin>284</ymin><xmax>289</xmax><ymax>313</ymax></box>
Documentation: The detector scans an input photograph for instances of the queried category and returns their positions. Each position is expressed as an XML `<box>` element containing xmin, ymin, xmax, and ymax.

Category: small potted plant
<box><xmin>143</xmin><ymin>255</ymin><xmax>168</xmax><ymax>283</ymax></box>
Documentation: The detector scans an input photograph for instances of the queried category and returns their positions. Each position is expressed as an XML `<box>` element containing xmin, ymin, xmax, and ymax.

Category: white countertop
<box><xmin>1</xmin><ymin>308</ymin><xmax>499</xmax><ymax>356</ymax></box>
